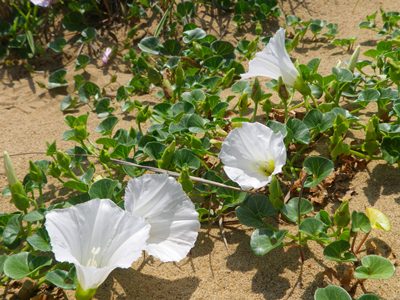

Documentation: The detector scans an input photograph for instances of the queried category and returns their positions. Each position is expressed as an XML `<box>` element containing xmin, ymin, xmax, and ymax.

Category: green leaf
<box><xmin>299</xmin><ymin>218</ymin><xmax>326</xmax><ymax>237</ymax></box>
<box><xmin>63</xmin><ymin>180</ymin><xmax>88</xmax><ymax>193</ymax></box>
<box><xmin>27</xmin><ymin>228</ymin><xmax>51</xmax><ymax>252</ymax></box>
<box><xmin>323</xmin><ymin>240</ymin><xmax>356</xmax><ymax>262</ymax></box>
<box><xmin>314</xmin><ymin>285</ymin><xmax>351</xmax><ymax>300</ymax></box>
<box><xmin>354</xmin><ymin>255</ymin><xmax>395</xmax><ymax>280</ymax></box>
<box><xmin>332</xmin><ymin>67</ymin><xmax>354</xmax><ymax>82</ymax></box>
<box><xmin>303</xmin><ymin>109</ymin><xmax>334</xmax><ymax>133</ymax></box>
<box><xmin>183</xmin><ymin>28</ymin><xmax>206</xmax><ymax>43</ymax></box>
<box><xmin>143</xmin><ymin>142</ymin><xmax>166</xmax><ymax>160</ymax></box>
<box><xmin>48</xmin><ymin>69</ymin><xmax>68</xmax><ymax>89</ymax></box>
<box><xmin>75</xmin><ymin>54</ymin><xmax>90</xmax><ymax>71</ymax></box>
<box><xmin>286</xmin><ymin>118</ymin><xmax>311</xmax><ymax>144</ymax></box>
<box><xmin>356</xmin><ymin>89</ymin><xmax>380</xmax><ymax>103</ymax></box>
<box><xmin>3</xmin><ymin>214</ymin><xmax>21</xmax><ymax>246</ymax></box>
<box><xmin>381</xmin><ymin>136</ymin><xmax>400</xmax><ymax>164</ymax></box>
<box><xmin>303</xmin><ymin>156</ymin><xmax>334</xmax><ymax>188</ymax></box>
<box><xmin>250</xmin><ymin>229</ymin><xmax>287</xmax><ymax>256</ymax></box>
<box><xmin>89</xmin><ymin>179</ymin><xmax>119</xmax><ymax>200</ymax></box>
<box><xmin>96</xmin><ymin>116</ymin><xmax>118</xmax><ymax>136</ymax></box>
<box><xmin>4</xmin><ymin>252</ymin><xmax>52</xmax><ymax>280</ymax></box>
<box><xmin>351</xmin><ymin>211</ymin><xmax>371</xmax><ymax>233</ymax></box>
<box><xmin>23</xmin><ymin>210</ymin><xmax>44</xmax><ymax>222</ymax></box>
<box><xmin>139</xmin><ymin>36</ymin><xmax>161</xmax><ymax>55</ymax></box>
<box><xmin>26</xmin><ymin>30</ymin><xmax>35</xmax><ymax>55</ymax></box>
<box><xmin>334</xmin><ymin>201</ymin><xmax>350</xmax><ymax>228</ymax></box>
<box><xmin>45</xmin><ymin>269</ymin><xmax>76</xmax><ymax>290</ymax></box>
<box><xmin>80</xmin><ymin>27</ymin><xmax>96</xmax><ymax>43</ymax></box>
<box><xmin>173</xmin><ymin>149</ymin><xmax>201</xmax><ymax>170</ymax></box>
<box><xmin>211</xmin><ymin>40</ymin><xmax>234</xmax><ymax>57</ymax></box>
<box><xmin>269</xmin><ymin>176</ymin><xmax>284</xmax><ymax>209</ymax></box>
<box><xmin>236</xmin><ymin>194</ymin><xmax>276</xmax><ymax>228</ymax></box>
<box><xmin>281</xmin><ymin>197</ymin><xmax>313</xmax><ymax>223</ymax></box>
<box><xmin>48</xmin><ymin>37</ymin><xmax>67</xmax><ymax>53</ymax></box>
<box><xmin>78</xmin><ymin>82</ymin><xmax>101</xmax><ymax>103</ymax></box>
<box><xmin>357</xmin><ymin>294</ymin><xmax>380</xmax><ymax>300</ymax></box>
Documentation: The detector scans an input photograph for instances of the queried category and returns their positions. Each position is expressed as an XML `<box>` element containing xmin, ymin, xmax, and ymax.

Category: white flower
<box><xmin>102</xmin><ymin>47</ymin><xmax>112</xmax><ymax>65</ymax></box>
<box><xmin>241</xmin><ymin>28</ymin><xmax>299</xmax><ymax>87</ymax></box>
<box><xmin>124</xmin><ymin>174</ymin><xmax>200</xmax><ymax>262</ymax></box>
<box><xmin>30</xmin><ymin>0</ymin><xmax>52</xmax><ymax>7</ymax></box>
<box><xmin>45</xmin><ymin>199</ymin><xmax>150</xmax><ymax>292</ymax></box>
<box><xmin>219</xmin><ymin>122</ymin><xmax>286</xmax><ymax>190</ymax></box>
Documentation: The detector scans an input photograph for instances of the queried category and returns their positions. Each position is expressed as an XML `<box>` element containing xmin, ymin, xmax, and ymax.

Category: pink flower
<box><xmin>30</xmin><ymin>0</ymin><xmax>52</xmax><ymax>7</ymax></box>
<box><xmin>102</xmin><ymin>47</ymin><xmax>112</xmax><ymax>65</ymax></box>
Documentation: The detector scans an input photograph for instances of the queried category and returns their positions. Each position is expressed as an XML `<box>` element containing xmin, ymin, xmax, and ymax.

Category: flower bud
<box><xmin>348</xmin><ymin>45</ymin><xmax>360</xmax><ymax>72</ymax></box>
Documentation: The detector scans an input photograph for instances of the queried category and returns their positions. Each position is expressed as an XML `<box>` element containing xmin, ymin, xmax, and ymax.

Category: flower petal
<box><xmin>45</xmin><ymin>199</ymin><xmax>150</xmax><ymax>290</ymax></box>
<box><xmin>241</xmin><ymin>28</ymin><xmax>299</xmax><ymax>87</ymax></box>
<box><xmin>219</xmin><ymin>122</ymin><xmax>286</xmax><ymax>190</ymax></box>
<box><xmin>30</xmin><ymin>0</ymin><xmax>52</xmax><ymax>7</ymax></box>
<box><xmin>124</xmin><ymin>174</ymin><xmax>200</xmax><ymax>262</ymax></box>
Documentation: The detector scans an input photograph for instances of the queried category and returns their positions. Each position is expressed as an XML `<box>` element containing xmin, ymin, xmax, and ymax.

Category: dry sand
<box><xmin>1</xmin><ymin>0</ymin><xmax>400</xmax><ymax>299</ymax></box>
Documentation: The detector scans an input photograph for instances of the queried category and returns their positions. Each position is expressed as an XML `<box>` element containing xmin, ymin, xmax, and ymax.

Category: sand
<box><xmin>1</xmin><ymin>0</ymin><xmax>400</xmax><ymax>299</ymax></box>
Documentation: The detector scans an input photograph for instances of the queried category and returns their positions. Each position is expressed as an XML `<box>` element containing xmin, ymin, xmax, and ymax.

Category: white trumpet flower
<box><xmin>124</xmin><ymin>174</ymin><xmax>200</xmax><ymax>262</ymax></box>
<box><xmin>45</xmin><ymin>199</ymin><xmax>150</xmax><ymax>295</ymax></box>
<box><xmin>219</xmin><ymin>122</ymin><xmax>286</xmax><ymax>190</ymax></box>
<box><xmin>241</xmin><ymin>28</ymin><xmax>299</xmax><ymax>87</ymax></box>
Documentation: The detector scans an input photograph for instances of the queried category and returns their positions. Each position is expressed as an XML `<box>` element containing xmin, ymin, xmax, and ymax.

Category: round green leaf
<box><xmin>314</xmin><ymin>285</ymin><xmax>351</xmax><ymax>300</ymax></box>
<box><xmin>323</xmin><ymin>240</ymin><xmax>356</xmax><ymax>262</ymax></box>
<box><xmin>351</xmin><ymin>211</ymin><xmax>371</xmax><ymax>233</ymax></box>
<box><xmin>48</xmin><ymin>69</ymin><xmax>68</xmax><ymax>89</ymax></box>
<box><xmin>4</xmin><ymin>252</ymin><xmax>52</xmax><ymax>280</ymax></box>
<box><xmin>250</xmin><ymin>229</ymin><xmax>287</xmax><ymax>256</ymax></box>
<box><xmin>354</xmin><ymin>255</ymin><xmax>395</xmax><ymax>280</ymax></box>
<box><xmin>183</xmin><ymin>28</ymin><xmax>206</xmax><ymax>43</ymax></box>
<box><xmin>299</xmin><ymin>218</ymin><xmax>326</xmax><ymax>237</ymax></box>
<box><xmin>88</xmin><ymin>179</ymin><xmax>119</xmax><ymax>200</ymax></box>
<box><xmin>236</xmin><ymin>195</ymin><xmax>276</xmax><ymax>228</ymax></box>
<box><xmin>281</xmin><ymin>197</ymin><xmax>313</xmax><ymax>223</ymax></box>
<box><xmin>357</xmin><ymin>294</ymin><xmax>380</xmax><ymax>300</ymax></box>
<box><xmin>46</xmin><ymin>269</ymin><xmax>76</xmax><ymax>290</ymax></box>
<box><xmin>139</xmin><ymin>37</ymin><xmax>161</xmax><ymax>55</ymax></box>
<box><xmin>303</xmin><ymin>156</ymin><xmax>334</xmax><ymax>188</ymax></box>
<box><xmin>173</xmin><ymin>149</ymin><xmax>201</xmax><ymax>170</ymax></box>
<box><xmin>286</xmin><ymin>118</ymin><xmax>311</xmax><ymax>144</ymax></box>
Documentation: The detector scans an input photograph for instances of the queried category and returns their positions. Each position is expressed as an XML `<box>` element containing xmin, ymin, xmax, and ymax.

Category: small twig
<box><xmin>3</xmin><ymin>152</ymin><xmax>257</xmax><ymax>194</ymax></box>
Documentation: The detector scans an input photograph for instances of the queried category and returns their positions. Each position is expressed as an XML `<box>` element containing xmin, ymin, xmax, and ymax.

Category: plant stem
<box><xmin>252</xmin><ymin>101</ymin><xmax>259</xmax><ymax>122</ymax></box>
<box><xmin>297</xmin><ymin>173</ymin><xmax>308</xmax><ymax>264</ymax></box>
<box><xmin>355</xmin><ymin>232</ymin><xmax>370</xmax><ymax>254</ymax></box>
<box><xmin>351</xmin><ymin>232</ymin><xmax>358</xmax><ymax>253</ymax></box>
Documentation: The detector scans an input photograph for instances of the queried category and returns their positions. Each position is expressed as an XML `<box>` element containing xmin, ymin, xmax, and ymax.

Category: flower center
<box><xmin>86</xmin><ymin>247</ymin><xmax>101</xmax><ymax>267</ymax></box>
<box><xmin>258</xmin><ymin>160</ymin><xmax>275</xmax><ymax>177</ymax></box>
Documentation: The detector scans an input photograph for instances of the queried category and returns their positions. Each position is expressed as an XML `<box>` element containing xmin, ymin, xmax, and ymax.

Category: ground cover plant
<box><xmin>1</xmin><ymin>0</ymin><xmax>400</xmax><ymax>299</ymax></box>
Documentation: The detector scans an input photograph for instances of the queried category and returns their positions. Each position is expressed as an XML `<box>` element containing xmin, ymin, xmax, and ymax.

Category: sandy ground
<box><xmin>1</xmin><ymin>0</ymin><xmax>400</xmax><ymax>299</ymax></box>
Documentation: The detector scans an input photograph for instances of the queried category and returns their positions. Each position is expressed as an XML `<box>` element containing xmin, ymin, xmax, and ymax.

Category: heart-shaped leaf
<box><xmin>323</xmin><ymin>240</ymin><xmax>356</xmax><ymax>262</ymax></box>
<box><xmin>4</xmin><ymin>252</ymin><xmax>52</xmax><ymax>280</ymax></box>
<box><xmin>250</xmin><ymin>229</ymin><xmax>287</xmax><ymax>256</ymax></box>
<box><xmin>354</xmin><ymin>255</ymin><xmax>395</xmax><ymax>280</ymax></box>
<box><xmin>303</xmin><ymin>156</ymin><xmax>334</xmax><ymax>188</ymax></box>
<box><xmin>281</xmin><ymin>197</ymin><xmax>313</xmax><ymax>223</ymax></box>
<box><xmin>351</xmin><ymin>211</ymin><xmax>371</xmax><ymax>233</ymax></box>
<box><xmin>45</xmin><ymin>269</ymin><xmax>76</xmax><ymax>290</ymax></box>
<box><xmin>236</xmin><ymin>194</ymin><xmax>276</xmax><ymax>228</ymax></box>
<box><xmin>314</xmin><ymin>285</ymin><xmax>351</xmax><ymax>300</ymax></box>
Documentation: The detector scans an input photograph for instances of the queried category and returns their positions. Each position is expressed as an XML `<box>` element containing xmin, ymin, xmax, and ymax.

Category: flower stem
<box><xmin>75</xmin><ymin>285</ymin><xmax>97</xmax><ymax>300</ymax></box>
<box><xmin>355</xmin><ymin>232</ymin><xmax>370</xmax><ymax>254</ymax></box>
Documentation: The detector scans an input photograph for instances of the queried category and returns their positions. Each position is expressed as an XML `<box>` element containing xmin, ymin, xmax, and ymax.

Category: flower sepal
<box><xmin>76</xmin><ymin>284</ymin><xmax>97</xmax><ymax>300</ymax></box>
<box><xmin>293</xmin><ymin>76</ymin><xmax>311</xmax><ymax>97</ymax></box>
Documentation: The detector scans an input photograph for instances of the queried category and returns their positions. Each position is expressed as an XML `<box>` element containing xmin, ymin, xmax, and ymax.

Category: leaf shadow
<box><xmin>97</xmin><ymin>268</ymin><xmax>200</xmax><ymax>300</ymax></box>
<box><xmin>225</xmin><ymin>228</ymin><xmax>300</xmax><ymax>300</ymax></box>
<box><xmin>362</xmin><ymin>163</ymin><xmax>400</xmax><ymax>205</ymax></box>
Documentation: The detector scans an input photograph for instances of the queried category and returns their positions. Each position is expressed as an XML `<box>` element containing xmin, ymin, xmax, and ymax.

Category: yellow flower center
<box><xmin>258</xmin><ymin>160</ymin><xmax>275</xmax><ymax>177</ymax></box>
